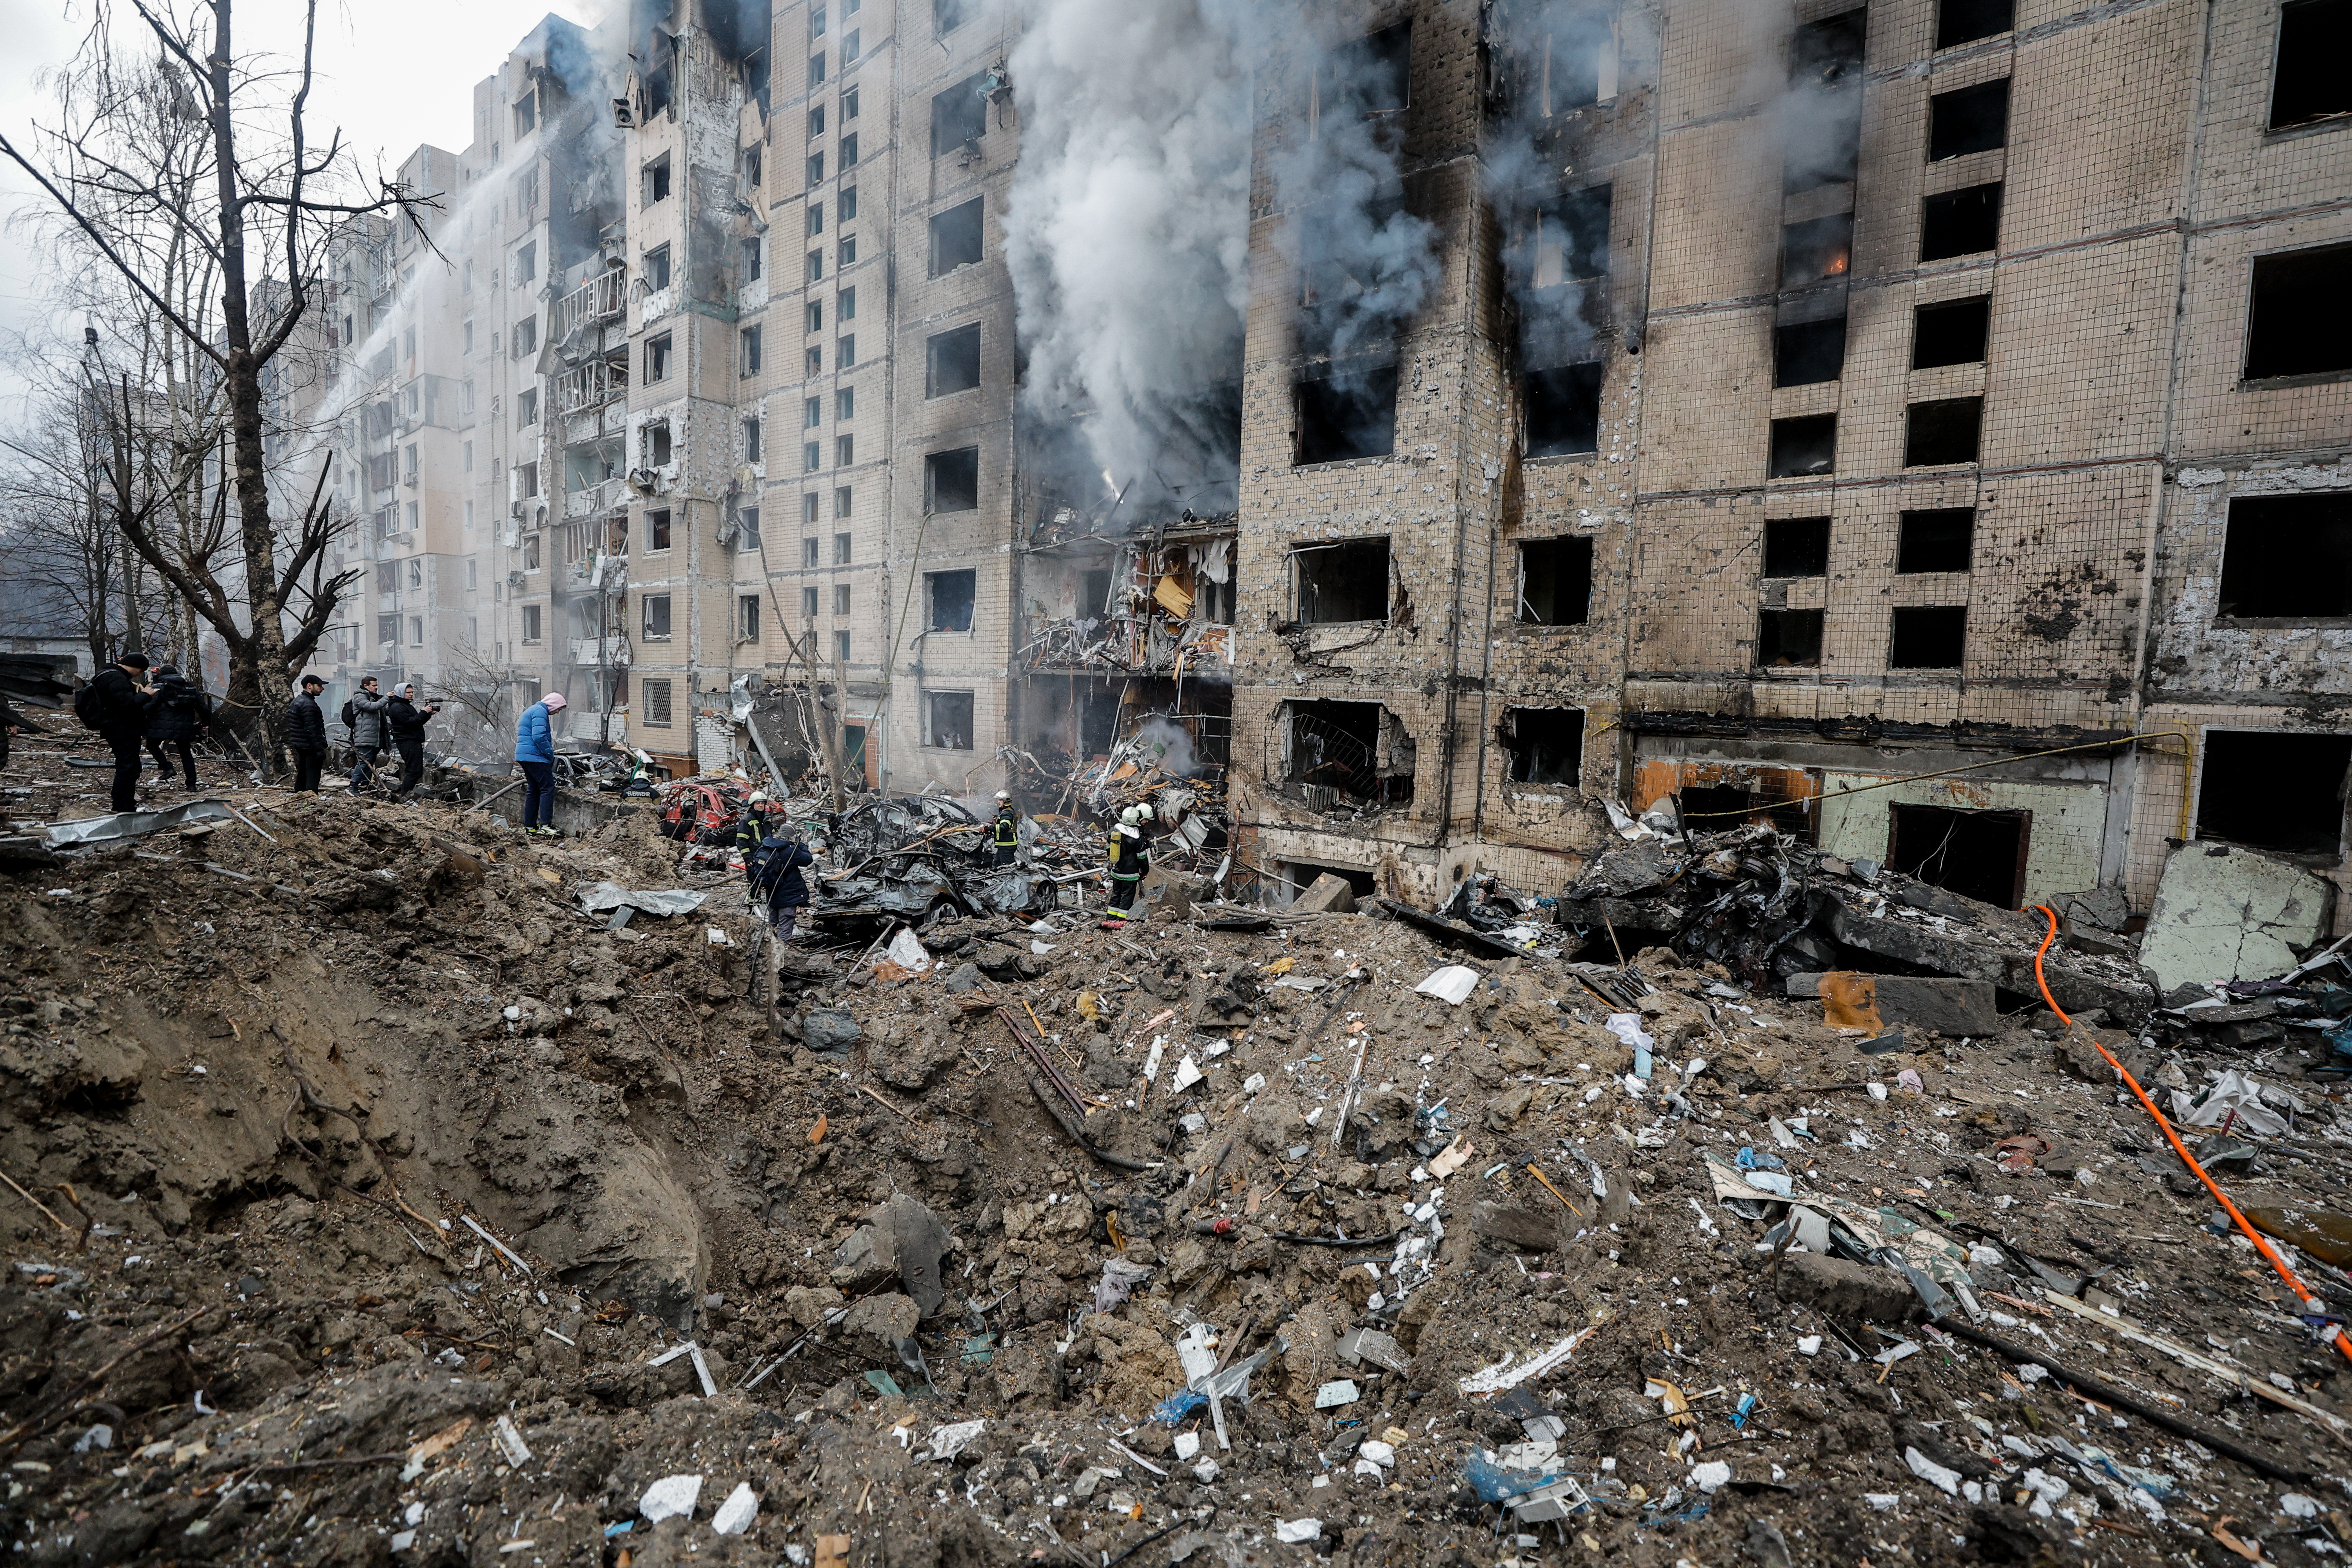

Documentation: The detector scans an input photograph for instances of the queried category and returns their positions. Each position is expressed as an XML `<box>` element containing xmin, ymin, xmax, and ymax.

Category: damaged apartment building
<box><xmin>297</xmin><ymin>0</ymin><xmax>2352</xmax><ymax>932</ymax></box>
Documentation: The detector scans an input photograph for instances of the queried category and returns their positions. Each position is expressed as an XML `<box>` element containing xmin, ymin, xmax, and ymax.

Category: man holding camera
<box><xmin>383</xmin><ymin>681</ymin><xmax>441</xmax><ymax>801</ymax></box>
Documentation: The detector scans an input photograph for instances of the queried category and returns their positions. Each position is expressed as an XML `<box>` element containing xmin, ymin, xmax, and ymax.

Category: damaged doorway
<box><xmin>1887</xmin><ymin>802</ymin><xmax>2030</xmax><ymax>909</ymax></box>
<box><xmin>1283</xmin><ymin>699</ymin><xmax>1415</xmax><ymax>805</ymax></box>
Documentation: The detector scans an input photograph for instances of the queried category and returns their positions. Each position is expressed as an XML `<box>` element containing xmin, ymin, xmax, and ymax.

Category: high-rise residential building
<box><xmin>291</xmin><ymin>0</ymin><xmax>2352</xmax><ymax>926</ymax></box>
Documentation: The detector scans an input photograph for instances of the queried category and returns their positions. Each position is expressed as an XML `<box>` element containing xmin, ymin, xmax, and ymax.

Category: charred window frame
<box><xmin>1774</xmin><ymin>314</ymin><xmax>1847</xmax><ymax>386</ymax></box>
<box><xmin>927</xmin><ymin>323</ymin><xmax>982</xmax><ymax>397</ymax></box>
<box><xmin>929</xmin><ymin>197</ymin><xmax>984</xmax><ymax>276</ymax></box>
<box><xmin>1769</xmin><ymin>414</ymin><xmax>1836</xmax><ymax>478</ymax></box>
<box><xmin>925</xmin><ymin>446</ymin><xmax>980</xmax><ymax>513</ymax></box>
<box><xmin>1310</xmin><ymin>22</ymin><xmax>1412</xmax><ymax>147</ymax></box>
<box><xmin>644</xmin><ymin>242</ymin><xmax>671</xmax><ymax>290</ymax></box>
<box><xmin>1296</xmin><ymin>192</ymin><xmax>1423</xmax><ymax>361</ymax></box>
<box><xmin>1283</xmin><ymin>699</ymin><xmax>1416</xmax><ymax>804</ymax></box>
<box><xmin>1488</xmin><ymin>2</ymin><xmax>1616</xmax><ymax>120</ymax></box>
<box><xmin>2244</xmin><ymin>242</ymin><xmax>2352</xmax><ymax>382</ymax></box>
<box><xmin>1758</xmin><ymin>609</ymin><xmax>1823</xmax><ymax>668</ymax></box>
<box><xmin>1928</xmin><ymin>78</ymin><xmax>2010</xmax><ymax>161</ymax></box>
<box><xmin>2270</xmin><ymin>0</ymin><xmax>2352</xmax><ymax>130</ymax></box>
<box><xmin>1912</xmin><ymin>295</ymin><xmax>1990</xmax><ymax>367</ymax></box>
<box><xmin>1294</xmin><ymin>363</ymin><xmax>1399</xmax><ymax>466</ymax></box>
<box><xmin>1921</xmin><ymin>182</ymin><xmax>2002</xmax><ymax>261</ymax></box>
<box><xmin>927</xmin><ymin>569</ymin><xmax>977</xmax><ymax>633</ymax></box>
<box><xmin>926</xmin><ymin>691</ymin><xmax>975</xmax><ymax>751</ymax></box>
<box><xmin>2197</xmin><ymin>729</ymin><xmax>2352</xmax><ymax>855</ymax></box>
<box><xmin>1780</xmin><ymin>213</ymin><xmax>1853</xmax><ymax>287</ymax></box>
<box><xmin>1897</xmin><ymin>508</ymin><xmax>1975</xmax><ymax>573</ymax></box>
<box><xmin>1762</xmin><ymin>517</ymin><xmax>1830</xmax><ymax>578</ymax></box>
<box><xmin>1292</xmin><ymin>537</ymin><xmax>1391</xmax><ymax>624</ymax></box>
<box><xmin>1501</xmin><ymin>706</ymin><xmax>1584</xmax><ymax>786</ymax></box>
<box><xmin>934</xmin><ymin>0</ymin><xmax>970</xmax><ymax>36</ymax></box>
<box><xmin>1508</xmin><ymin>182</ymin><xmax>1612</xmax><ymax>382</ymax></box>
<box><xmin>931</xmin><ymin>72</ymin><xmax>990</xmax><ymax>156</ymax></box>
<box><xmin>1889</xmin><ymin>605</ymin><xmax>1967</xmax><ymax>668</ymax></box>
<box><xmin>1785</xmin><ymin>10</ymin><xmax>1866</xmax><ymax>193</ymax></box>
<box><xmin>1517</xmin><ymin>535</ymin><xmax>1593</xmax><ymax>625</ymax></box>
<box><xmin>643</xmin><ymin>153</ymin><xmax>672</xmax><ymax>205</ymax></box>
<box><xmin>2217</xmin><ymin>494</ymin><xmax>2352</xmax><ymax>618</ymax></box>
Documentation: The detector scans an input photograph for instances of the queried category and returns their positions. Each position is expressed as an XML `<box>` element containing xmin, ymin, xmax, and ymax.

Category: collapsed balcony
<box><xmin>1019</xmin><ymin>533</ymin><xmax>1236</xmax><ymax>677</ymax></box>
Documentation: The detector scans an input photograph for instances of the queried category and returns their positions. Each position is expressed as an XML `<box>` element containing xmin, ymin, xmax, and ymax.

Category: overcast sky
<box><xmin>0</xmin><ymin>0</ymin><xmax>593</xmax><ymax>418</ymax></box>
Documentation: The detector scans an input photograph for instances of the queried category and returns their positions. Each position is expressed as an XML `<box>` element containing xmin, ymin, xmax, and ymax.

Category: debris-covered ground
<box><xmin>2</xmin><ymin>727</ymin><xmax>2349</xmax><ymax>1568</ymax></box>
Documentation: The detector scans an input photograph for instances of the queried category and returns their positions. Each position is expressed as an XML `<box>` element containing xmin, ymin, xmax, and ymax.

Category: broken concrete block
<box><xmin>944</xmin><ymin>962</ymin><xmax>985</xmax><ymax>994</ymax></box>
<box><xmin>783</xmin><ymin>1285</ymin><xmax>845</xmax><ymax>1329</ymax></box>
<box><xmin>871</xmin><ymin>1194</ymin><xmax>951</xmax><ymax>1318</ymax></box>
<box><xmin>801</xmin><ymin>1008</ymin><xmax>862</xmax><ymax>1054</ymax></box>
<box><xmin>2140</xmin><ymin>842</ymin><xmax>2328</xmax><ymax>993</ymax></box>
<box><xmin>829</xmin><ymin>1225</ymin><xmax>900</xmax><ymax>1294</ymax></box>
<box><xmin>1292</xmin><ymin>873</ymin><xmax>1357</xmax><ymax>915</ymax></box>
<box><xmin>1483</xmin><ymin>1086</ymin><xmax>1534</xmax><ymax>1129</ymax></box>
<box><xmin>1773</xmin><ymin>1252</ymin><xmax>1919</xmax><ymax>1325</ymax></box>
<box><xmin>839</xmin><ymin>1292</ymin><xmax>920</xmax><ymax>1353</ymax></box>
<box><xmin>1471</xmin><ymin>1202</ymin><xmax>1559</xmax><ymax>1252</ymax></box>
<box><xmin>1818</xmin><ymin>973</ymin><xmax>1997</xmax><ymax>1037</ymax></box>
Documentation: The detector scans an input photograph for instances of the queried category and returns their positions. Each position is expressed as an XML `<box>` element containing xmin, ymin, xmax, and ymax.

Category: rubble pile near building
<box><xmin>0</xmin><ymin>726</ymin><xmax>2347</xmax><ymax>1568</ymax></box>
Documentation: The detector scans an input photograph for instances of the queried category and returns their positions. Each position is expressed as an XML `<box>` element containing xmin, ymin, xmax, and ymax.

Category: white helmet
<box><xmin>1118</xmin><ymin>806</ymin><xmax>1139</xmax><ymax>826</ymax></box>
<box><xmin>1135</xmin><ymin>803</ymin><xmax>1156</xmax><ymax>822</ymax></box>
<box><xmin>748</xmin><ymin>791</ymin><xmax>769</xmax><ymax>806</ymax></box>
<box><xmin>995</xmin><ymin>790</ymin><xmax>1011</xmax><ymax>802</ymax></box>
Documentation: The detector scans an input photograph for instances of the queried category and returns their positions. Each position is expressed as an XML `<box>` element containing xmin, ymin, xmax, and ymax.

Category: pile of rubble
<box><xmin>0</xmin><ymin>726</ymin><xmax>2346</xmax><ymax>1568</ymax></box>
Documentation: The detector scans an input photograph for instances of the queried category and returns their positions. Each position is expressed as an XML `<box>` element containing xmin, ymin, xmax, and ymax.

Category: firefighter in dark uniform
<box><xmin>991</xmin><ymin>789</ymin><xmax>1020</xmax><ymax>867</ymax></box>
<box><xmin>1102</xmin><ymin>806</ymin><xmax>1149</xmax><ymax>929</ymax></box>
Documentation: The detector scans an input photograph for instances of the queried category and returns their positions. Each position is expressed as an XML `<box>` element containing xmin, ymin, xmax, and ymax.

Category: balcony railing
<box><xmin>562</xmin><ymin>477</ymin><xmax>626</xmax><ymax>520</ymax></box>
<box><xmin>552</xmin><ymin>269</ymin><xmax>625</xmax><ymax>342</ymax></box>
<box><xmin>571</xmin><ymin>636</ymin><xmax>631</xmax><ymax>668</ymax></box>
<box><xmin>554</xmin><ymin>356</ymin><xmax>627</xmax><ymax>415</ymax></box>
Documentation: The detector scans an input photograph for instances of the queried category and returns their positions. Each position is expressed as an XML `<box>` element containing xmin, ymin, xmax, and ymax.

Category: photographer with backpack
<box><xmin>74</xmin><ymin>652</ymin><xmax>155</xmax><ymax>813</ymax></box>
<box><xmin>141</xmin><ymin>664</ymin><xmax>211</xmax><ymax>792</ymax></box>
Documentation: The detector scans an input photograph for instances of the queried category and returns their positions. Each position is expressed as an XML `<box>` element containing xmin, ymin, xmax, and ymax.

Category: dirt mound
<box><xmin>0</xmin><ymin>730</ymin><xmax>2344</xmax><ymax>1567</ymax></box>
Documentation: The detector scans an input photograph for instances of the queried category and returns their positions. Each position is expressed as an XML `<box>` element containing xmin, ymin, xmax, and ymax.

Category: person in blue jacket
<box><xmin>750</xmin><ymin>824</ymin><xmax>817</xmax><ymax>940</ymax></box>
<box><xmin>514</xmin><ymin>691</ymin><xmax>567</xmax><ymax>836</ymax></box>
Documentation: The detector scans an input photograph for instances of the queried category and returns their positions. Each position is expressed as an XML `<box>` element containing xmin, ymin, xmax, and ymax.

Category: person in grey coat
<box><xmin>347</xmin><ymin>675</ymin><xmax>388</xmax><ymax>789</ymax></box>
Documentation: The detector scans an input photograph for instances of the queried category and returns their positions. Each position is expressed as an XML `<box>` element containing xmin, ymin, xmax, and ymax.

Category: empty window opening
<box><xmin>1904</xmin><ymin>397</ymin><xmax>1983</xmax><ymax>466</ymax></box>
<box><xmin>1285</xmin><ymin>699</ymin><xmax>1414</xmax><ymax>804</ymax></box>
<box><xmin>1517</xmin><ymin>183</ymin><xmax>1612</xmax><ymax>292</ymax></box>
<box><xmin>1758</xmin><ymin>608</ymin><xmax>1823</xmax><ymax>667</ymax></box>
<box><xmin>1780</xmin><ymin>213</ymin><xmax>1853</xmax><ymax>286</ymax></box>
<box><xmin>1774</xmin><ymin>316</ymin><xmax>1847</xmax><ymax>386</ymax></box>
<box><xmin>1678</xmin><ymin>783</ymin><xmax>1817</xmax><ymax>840</ymax></box>
<box><xmin>644</xmin><ymin>154</ymin><xmax>672</xmax><ymax>205</ymax></box>
<box><xmin>2217</xmin><ymin>494</ymin><xmax>2352</xmax><ymax>617</ymax></box>
<box><xmin>646</xmin><ymin>421</ymin><xmax>673</xmax><ymax>467</ymax></box>
<box><xmin>934</xmin><ymin>0</ymin><xmax>969</xmax><ymax>36</ymax></box>
<box><xmin>930</xmin><ymin>197</ymin><xmax>984</xmax><ymax>276</ymax></box>
<box><xmin>739</xmin><ymin>595</ymin><xmax>761</xmax><ymax>641</ymax></box>
<box><xmin>647</xmin><ymin>508</ymin><xmax>672</xmax><ymax>550</ymax></box>
<box><xmin>1936</xmin><ymin>0</ymin><xmax>2014</xmax><ymax>49</ymax></box>
<box><xmin>1296</xmin><ymin>194</ymin><xmax>1424</xmax><ymax>358</ymax></box>
<box><xmin>1898</xmin><ymin>508</ymin><xmax>1975</xmax><ymax>573</ymax></box>
<box><xmin>642</xmin><ymin>593</ymin><xmax>673</xmax><ymax>639</ymax></box>
<box><xmin>1889</xmin><ymin>605</ymin><xmax>1967</xmax><ymax>668</ymax></box>
<box><xmin>928</xmin><ymin>323</ymin><xmax>982</xmax><ymax>396</ymax></box>
<box><xmin>2270</xmin><ymin>0</ymin><xmax>2352</xmax><ymax>129</ymax></box>
<box><xmin>1888</xmin><ymin>803</ymin><xmax>2029</xmax><ymax>908</ymax></box>
<box><xmin>1927</xmin><ymin>78</ymin><xmax>2010</xmax><ymax>161</ymax></box>
<box><xmin>1785</xmin><ymin>11</ymin><xmax>1866</xmax><ymax>192</ymax></box>
<box><xmin>1763</xmin><ymin>516</ymin><xmax>1830</xmax><ymax>577</ymax></box>
<box><xmin>926</xmin><ymin>691</ymin><xmax>975</xmax><ymax>750</ymax></box>
<box><xmin>642</xmin><ymin>244</ymin><xmax>671</xmax><ymax>289</ymax></box>
<box><xmin>1295</xmin><ymin>365</ymin><xmax>1399</xmax><ymax>465</ymax></box>
<box><xmin>1769</xmin><ymin>414</ymin><xmax>1837</xmax><ymax>478</ymax></box>
<box><xmin>1502</xmin><ymin>706</ymin><xmax>1584</xmax><ymax>785</ymax></box>
<box><xmin>1523</xmin><ymin>362</ymin><xmax>1602</xmax><ymax>456</ymax></box>
<box><xmin>931</xmin><ymin>71</ymin><xmax>990</xmax><ymax>155</ymax></box>
<box><xmin>2245</xmin><ymin>243</ymin><xmax>2352</xmax><ymax>380</ymax></box>
<box><xmin>1294</xmin><ymin>538</ymin><xmax>1391</xmax><ymax>624</ymax></box>
<box><xmin>1280</xmin><ymin>862</ymin><xmax>1376</xmax><ymax>905</ymax></box>
<box><xmin>927</xmin><ymin>568</ymin><xmax>976</xmax><ymax>633</ymax></box>
<box><xmin>1313</xmin><ymin>23</ymin><xmax>1412</xmax><ymax>133</ymax></box>
<box><xmin>1921</xmin><ymin>182</ymin><xmax>2002</xmax><ymax>260</ymax></box>
<box><xmin>1912</xmin><ymin>295</ymin><xmax>1990</xmax><ymax>367</ymax></box>
<box><xmin>1518</xmin><ymin>536</ymin><xmax>1593</xmax><ymax>625</ymax></box>
<box><xmin>926</xmin><ymin>446</ymin><xmax>980</xmax><ymax>512</ymax></box>
<box><xmin>2198</xmin><ymin>730</ymin><xmax>2352</xmax><ymax>854</ymax></box>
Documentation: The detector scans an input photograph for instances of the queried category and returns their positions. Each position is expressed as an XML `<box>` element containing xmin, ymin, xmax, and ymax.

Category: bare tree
<box><xmin>1</xmin><ymin>0</ymin><xmax>425</xmax><ymax>759</ymax></box>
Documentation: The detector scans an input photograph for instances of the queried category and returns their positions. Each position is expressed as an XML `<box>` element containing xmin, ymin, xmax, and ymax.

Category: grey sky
<box><xmin>0</xmin><ymin>0</ymin><xmax>592</xmax><ymax>417</ymax></box>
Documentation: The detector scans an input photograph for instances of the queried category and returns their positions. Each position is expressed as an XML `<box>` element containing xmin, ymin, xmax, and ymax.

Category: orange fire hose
<box><xmin>2031</xmin><ymin>904</ymin><xmax>2352</xmax><ymax>1367</ymax></box>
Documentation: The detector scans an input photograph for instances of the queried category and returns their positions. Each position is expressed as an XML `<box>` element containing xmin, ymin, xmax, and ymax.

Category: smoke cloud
<box><xmin>1003</xmin><ymin>0</ymin><xmax>1255</xmax><ymax>524</ymax></box>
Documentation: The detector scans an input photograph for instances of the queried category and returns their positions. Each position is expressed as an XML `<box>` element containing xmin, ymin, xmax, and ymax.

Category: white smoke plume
<box><xmin>1003</xmin><ymin>0</ymin><xmax>1255</xmax><ymax>522</ymax></box>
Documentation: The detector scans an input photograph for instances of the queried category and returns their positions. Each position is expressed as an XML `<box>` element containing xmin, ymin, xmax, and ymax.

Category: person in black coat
<box><xmin>87</xmin><ymin>652</ymin><xmax>153</xmax><ymax>812</ymax></box>
<box><xmin>749</xmin><ymin>826</ymin><xmax>817</xmax><ymax>940</ymax></box>
<box><xmin>285</xmin><ymin>674</ymin><xmax>328</xmax><ymax>793</ymax></box>
<box><xmin>141</xmin><ymin>664</ymin><xmax>210</xmax><ymax>790</ymax></box>
<box><xmin>383</xmin><ymin>681</ymin><xmax>441</xmax><ymax>800</ymax></box>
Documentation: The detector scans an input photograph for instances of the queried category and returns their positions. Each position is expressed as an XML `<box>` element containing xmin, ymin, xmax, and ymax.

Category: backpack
<box><xmin>340</xmin><ymin>698</ymin><xmax>356</xmax><ymax>729</ymax></box>
<box><xmin>72</xmin><ymin>683</ymin><xmax>106</xmax><ymax>733</ymax></box>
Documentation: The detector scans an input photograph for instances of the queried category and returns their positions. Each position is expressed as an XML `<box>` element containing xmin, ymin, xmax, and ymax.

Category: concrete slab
<box><xmin>2139</xmin><ymin>843</ymin><xmax>2330</xmax><ymax>993</ymax></box>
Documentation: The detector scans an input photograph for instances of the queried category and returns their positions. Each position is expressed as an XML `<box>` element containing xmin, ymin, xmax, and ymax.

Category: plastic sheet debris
<box><xmin>578</xmin><ymin>882</ymin><xmax>709</xmax><ymax>917</ymax></box>
<box><xmin>45</xmin><ymin>798</ymin><xmax>234</xmax><ymax>847</ymax></box>
<box><xmin>877</xmin><ymin>927</ymin><xmax>934</xmax><ymax>974</ymax></box>
<box><xmin>925</xmin><ymin>1421</ymin><xmax>986</xmax><ymax>1461</ymax></box>
<box><xmin>2171</xmin><ymin>1069</ymin><xmax>2294</xmax><ymax>1138</ymax></box>
<box><xmin>1414</xmin><ymin>966</ymin><xmax>1481</xmax><ymax>1005</ymax></box>
<box><xmin>1460</xmin><ymin>1327</ymin><xmax>1595</xmax><ymax>1396</ymax></box>
<box><xmin>1094</xmin><ymin>1257</ymin><xmax>1154</xmax><ymax>1313</ymax></box>
<box><xmin>1315</xmin><ymin>1379</ymin><xmax>1361</xmax><ymax>1408</ymax></box>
